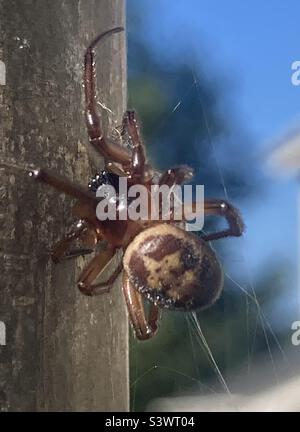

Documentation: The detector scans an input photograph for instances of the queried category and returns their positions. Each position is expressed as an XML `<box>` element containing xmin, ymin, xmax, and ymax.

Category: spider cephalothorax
<box><xmin>30</xmin><ymin>28</ymin><xmax>244</xmax><ymax>340</ymax></box>
<box><xmin>88</xmin><ymin>170</ymin><xmax>120</xmax><ymax>194</ymax></box>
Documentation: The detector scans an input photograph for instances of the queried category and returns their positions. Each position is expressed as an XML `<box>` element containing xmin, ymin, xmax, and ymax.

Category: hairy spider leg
<box><xmin>122</xmin><ymin>110</ymin><xmax>147</xmax><ymax>181</ymax></box>
<box><xmin>30</xmin><ymin>168</ymin><xmax>124</xmax><ymax>291</ymax></box>
<box><xmin>122</xmin><ymin>273</ymin><xmax>161</xmax><ymax>340</ymax></box>
<box><xmin>62</xmin><ymin>248</ymin><xmax>94</xmax><ymax>260</ymax></box>
<box><xmin>158</xmin><ymin>165</ymin><xmax>194</xmax><ymax>187</ymax></box>
<box><xmin>202</xmin><ymin>199</ymin><xmax>245</xmax><ymax>241</ymax></box>
<box><xmin>105</xmin><ymin>161</ymin><xmax>128</xmax><ymax>177</ymax></box>
<box><xmin>29</xmin><ymin>168</ymin><xmax>97</xmax><ymax>205</ymax></box>
<box><xmin>29</xmin><ymin>169</ymin><xmax>99</xmax><ymax>261</ymax></box>
<box><xmin>77</xmin><ymin>246</ymin><xmax>123</xmax><ymax>296</ymax></box>
<box><xmin>155</xmin><ymin>165</ymin><xmax>195</xmax><ymax>219</ymax></box>
<box><xmin>51</xmin><ymin>220</ymin><xmax>92</xmax><ymax>263</ymax></box>
<box><xmin>182</xmin><ymin>198</ymin><xmax>245</xmax><ymax>241</ymax></box>
<box><xmin>84</xmin><ymin>27</ymin><xmax>131</xmax><ymax>166</ymax></box>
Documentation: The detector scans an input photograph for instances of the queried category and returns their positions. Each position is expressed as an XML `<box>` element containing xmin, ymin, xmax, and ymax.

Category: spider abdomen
<box><xmin>123</xmin><ymin>224</ymin><xmax>224</xmax><ymax>311</ymax></box>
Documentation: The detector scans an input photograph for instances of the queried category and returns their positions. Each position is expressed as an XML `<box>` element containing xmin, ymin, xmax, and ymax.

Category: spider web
<box><xmin>3</xmin><ymin>31</ymin><xmax>296</xmax><ymax>411</ymax></box>
<box><xmin>129</xmin><ymin>67</ymin><xmax>296</xmax><ymax>413</ymax></box>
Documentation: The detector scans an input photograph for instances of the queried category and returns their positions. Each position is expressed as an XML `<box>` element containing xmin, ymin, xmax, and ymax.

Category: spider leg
<box><xmin>122</xmin><ymin>110</ymin><xmax>147</xmax><ymax>181</ymax></box>
<box><xmin>63</xmin><ymin>248</ymin><xmax>94</xmax><ymax>260</ymax></box>
<box><xmin>51</xmin><ymin>220</ymin><xmax>94</xmax><ymax>263</ymax></box>
<box><xmin>84</xmin><ymin>27</ymin><xmax>131</xmax><ymax>165</ymax></box>
<box><xmin>153</xmin><ymin>165</ymin><xmax>194</xmax><ymax>219</ymax></box>
<box><xmin>29</xmin><ymin>168</ymin><xmax>97</xmax><ymax>205</ymax></box>
<box><xmin>202</xmin><ymin>199</ymin><xmax>245</xmax><ymax>241</ymax></box>
<box><xmin>183</xmin><ymin>199</ymin><xmax>245</xmax><ymax>241</ymax></box>
<box><xmin>77</xmin><ymin>246</ymin><xmax>122</xmax><ymax>296</ymax></box>
<box><xmin>122</xmin><ymin>273</ymin><xmax>161</xmax><ymax>341</ymax></box>
<box><xmin>105</xmin><ymin>161</ymin><xmax>128</xmax><ymax>177</ymax></box>
<box><xmin>159</xmin><ymin>165</ymin><xmax>194</xmax><ymax>187</ymax></box>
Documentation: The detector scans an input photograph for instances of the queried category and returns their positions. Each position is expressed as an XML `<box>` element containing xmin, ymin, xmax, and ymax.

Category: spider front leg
<box><xmin>122</xmin><ymin>273</ymin><xmax>161</xmax><ymax>341</ymax></box>
<box><xmin>77</xmin><ymin>246</ymin><xmax>122</xmax><ymax>296</ymax></box>
<box><xmin>183</xmin><ymin>199</ymin><xmax>244</xmax><ymax>241</ymax></box>
<box><xmin>122</xmin><ymin>110</ymin><xmax>147</xmax><ymax>181</ymax></box>
<box><xmin>122</xmin><ymin>111</ymin><xmax>157</xmax><ymax>184</ymax></box>
<box><xmin>202</xmin><ymin>199</ymin><xmax>245</xmax><ymax>241</ymax></box>
<box><xmin>84</xmin><ymin>28</ymin><xmax>131</xmax><ymax>166</ymax></box>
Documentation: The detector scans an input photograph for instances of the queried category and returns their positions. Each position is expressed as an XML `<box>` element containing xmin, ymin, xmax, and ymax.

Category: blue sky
<box><xmin>130</xmin><ymin>0</ymin><xmax>300</xmax><ymax>139</ymax></box>
<box><xmin>128</xmin><ymin>1</ymin><xmax>300</xmax><ymax>301</ymax></box>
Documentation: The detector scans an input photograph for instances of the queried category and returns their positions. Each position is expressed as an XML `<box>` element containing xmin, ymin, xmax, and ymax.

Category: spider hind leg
<box><xmin>122</xmin><ymin>273</ymin><xmax>161</xmax><ymax>341</ymax></box>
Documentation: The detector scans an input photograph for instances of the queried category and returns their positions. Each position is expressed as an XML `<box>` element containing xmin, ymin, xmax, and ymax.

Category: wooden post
<box><xmin>0</xmin><ymin>0</ymin><xmax>128</xmax><ymax>411</ymax></box>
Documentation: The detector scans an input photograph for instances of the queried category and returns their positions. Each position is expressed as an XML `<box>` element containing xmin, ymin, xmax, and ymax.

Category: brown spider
<box><xmin>29</xmin><ymin>28</ymin><xmax>244</xmax><ymax>340</ymax></box>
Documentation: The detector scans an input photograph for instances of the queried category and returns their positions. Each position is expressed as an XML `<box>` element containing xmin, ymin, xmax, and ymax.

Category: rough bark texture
<box><xmin>0</xmin><ymin>0</ymin><xmax>128</xmax><ymax>411</ymax></box>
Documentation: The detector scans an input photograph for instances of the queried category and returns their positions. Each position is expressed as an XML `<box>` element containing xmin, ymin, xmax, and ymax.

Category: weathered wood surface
<box><xmin>0</xmin><ymin>0</ymin><xmax>128</xmax><ymax>411</ymax></box>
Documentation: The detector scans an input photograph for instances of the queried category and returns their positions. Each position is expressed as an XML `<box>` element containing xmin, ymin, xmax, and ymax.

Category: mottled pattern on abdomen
<box><xmin>123</xmin><ymin>224</ymin><xmax>224</xmax><ymax>311</ymax></box>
